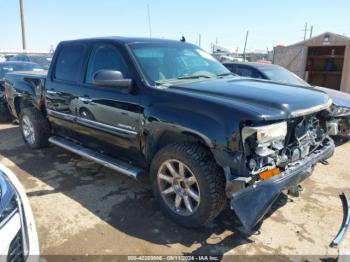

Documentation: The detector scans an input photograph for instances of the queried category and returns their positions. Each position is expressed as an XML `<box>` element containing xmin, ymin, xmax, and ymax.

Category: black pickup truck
<box><xmin>3</xmin><ymin>37</ymin><xmax>335</xmax><ymax>233</ymax></box>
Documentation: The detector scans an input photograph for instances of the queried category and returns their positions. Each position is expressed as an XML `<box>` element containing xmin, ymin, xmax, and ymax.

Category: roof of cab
<box><xmin>58</xmin><ymin>36</ymin><xmax>192</xmax><ymax>46</ymax></box>
<box><xmin>223</xmin><ymin>62</ymin><xmax>283</xmax><ymax>70</ymax></box>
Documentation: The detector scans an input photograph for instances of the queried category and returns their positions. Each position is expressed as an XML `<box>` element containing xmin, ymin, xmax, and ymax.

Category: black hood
<box><xmin>168</xmin><ymin>78</ymin><xmax>331</xmax><ymax>120</ymax></box>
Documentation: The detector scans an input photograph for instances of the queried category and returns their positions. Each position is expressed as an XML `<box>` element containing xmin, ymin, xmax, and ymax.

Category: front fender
<box><xmin>143</xmin><ymin>101</ymin><xmax>244</xmax><ymax>172</ymax></box>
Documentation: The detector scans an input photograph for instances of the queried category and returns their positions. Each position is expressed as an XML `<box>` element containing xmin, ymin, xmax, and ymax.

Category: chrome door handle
<box><xmin>78</xmin><ymin>97</ymin><xmax>92</xmax><ymax>103</ymax></box>
<box><xmin>47</xmin><ymin>90</ymin><xmax>58</xmax><ymax>95</ymax></box>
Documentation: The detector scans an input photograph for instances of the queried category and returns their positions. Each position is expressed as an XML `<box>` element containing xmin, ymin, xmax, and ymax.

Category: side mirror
<box><xmin>93</xmin><ymin>70</ymin><xmax>133</xmax><ymax>93</ymax></box>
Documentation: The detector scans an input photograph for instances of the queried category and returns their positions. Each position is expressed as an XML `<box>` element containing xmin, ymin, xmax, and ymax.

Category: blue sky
<box><xmin>1</xmin><ymin>0</ymin><xmax>350</xmax><ymax>52</ymax></box>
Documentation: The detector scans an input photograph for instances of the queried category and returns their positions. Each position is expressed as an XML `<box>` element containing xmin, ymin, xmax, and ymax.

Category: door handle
<box><xmin>47</xmin><ymin>90</ymin><xmax>58</xmax><ymax>95</ymax></box>
<box><xmin>78</xmin><ymin>96</ymin><xmax>92</xmax><ymax>103</ymax></box>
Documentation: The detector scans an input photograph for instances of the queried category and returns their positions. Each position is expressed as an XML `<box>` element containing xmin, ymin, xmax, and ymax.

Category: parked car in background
<box><xmin>0</xmin><ymin>165</ymin><xmax>39</xmax><ymax>261</ymax></box>
<box><xmin>0</xmin><ymin>61</ymin><xmax>45</xmax><ymax>122</ymax></box>
<box><xmin>8</xmin><ymin>54</ymin><xmax>52</xmax><ymax>70</ymax></box>
<box><xmin>4</xmin><ymin>37</ymin><xmax>334</xmax><ymax>233</ymax></box>
<box><xmin>223</xmin><ymin>62</ymin><xmax>350</xmax><ymax>137</ymax></box>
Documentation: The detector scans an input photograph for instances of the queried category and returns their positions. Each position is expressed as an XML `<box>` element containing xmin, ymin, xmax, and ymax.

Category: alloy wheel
<box><xmin>157</xmin><ymin>159</ymin><xmax>200</xmax><ymax>216</ymax></box>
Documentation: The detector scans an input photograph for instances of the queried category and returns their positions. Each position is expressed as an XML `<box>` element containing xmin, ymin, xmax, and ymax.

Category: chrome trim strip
<box><xmin>290</xmin><ymin>98</ymin><xmax>333</xmax><ymax>117</ymax></box>
<box><xmin>77</xmin><ymin>117</ymin><xmax>138</xmax><ymax>136</ymax></box>
<box><xmin>46</xmin><ymin>109</ymin><xmax>76</xmax><ymax>122</ymax></box>
<box><xmin>46</xmin><ymin>109</ymin><xmax>138</xmax><ymax>136</ymax></box>
<box><xmin>49</xmin><ymin>136</ymin><xmax>140</xmax><ymax>178</ymax></box>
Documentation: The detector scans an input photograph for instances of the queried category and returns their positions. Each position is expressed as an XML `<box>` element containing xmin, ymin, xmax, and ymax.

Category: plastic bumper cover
<box><xmin>230</xmin><ymin>136</ymin><xmax>335</xmax><ymax>234</ymax></box>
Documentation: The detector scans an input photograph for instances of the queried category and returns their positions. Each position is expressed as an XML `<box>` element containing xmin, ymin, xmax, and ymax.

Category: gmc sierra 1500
<box><xmin>3</xmin><ymin>37</ymin><xmax>335</xmax><ymax>233</ymax></box>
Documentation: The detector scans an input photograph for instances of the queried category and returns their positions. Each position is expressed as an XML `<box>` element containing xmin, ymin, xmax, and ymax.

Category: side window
<box><xmin>236</xmin><ymin>66</ymin><xmax>254</xmax><ymax>77</ymax></box>
<box><xmin>85</xmin><ymin>44</ymin><xmax>129</xmax><ymax>84</ymax></box>
<box><xmin>54</xmin><ymin>45</ymin><xmax>84</xmax><ymax>82</ymax></box>
<box><xmin>252</xmin><ymin>69</ymin><xmax>264</xmax><ymax>79</ymax></box>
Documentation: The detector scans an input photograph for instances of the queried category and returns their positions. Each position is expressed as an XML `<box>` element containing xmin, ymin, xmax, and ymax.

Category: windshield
<box><xmin>261</xmin><ymin>66</ymin><xmax>310</xmax><ymax>87</ymax></box>
<box><xmin>0</xmin><ymin>63</ymin><xmax>44</xmax><ymax>78</ymax></box>
<box><xmin>129</xmin><ymin>43</ymin><xmax>231</xmax><ymax>85</ymax></box>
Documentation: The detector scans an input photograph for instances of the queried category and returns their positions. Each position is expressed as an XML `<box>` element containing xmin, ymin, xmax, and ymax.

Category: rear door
<box><xmin>74</xmin><ymin>42</ymin><xmax>142</xmax><ymax>162</ymax></box>
<box><xmin>46</xmin><ymin>43</ymin><xmax>87</xmax><ymax>137</ymax></box>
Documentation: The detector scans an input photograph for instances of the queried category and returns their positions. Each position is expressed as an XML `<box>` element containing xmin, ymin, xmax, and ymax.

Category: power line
<box><xmin>19</xmin><ymin>0</ymin><xmax>26</xmax><ymax>50</ymax></box>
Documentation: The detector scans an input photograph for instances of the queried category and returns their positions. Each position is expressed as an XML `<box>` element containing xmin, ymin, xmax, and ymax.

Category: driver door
<box><xmin>74</xmin><ymin>43</ymin><xmax>142</xmax><ymax>162</ymax></box>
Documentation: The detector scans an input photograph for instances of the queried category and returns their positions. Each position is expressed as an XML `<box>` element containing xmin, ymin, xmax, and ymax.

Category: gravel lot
<box><xmin>0</xmin><ymin>123</ymin><xmax>349</xmax><ymax>260</ymax></box>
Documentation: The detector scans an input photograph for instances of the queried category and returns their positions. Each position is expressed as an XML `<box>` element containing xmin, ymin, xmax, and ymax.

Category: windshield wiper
<box><xmin>216</xmin><ymin>72</ymin><xmax>236</xmax><ymax>77</ymax></box>
<box><xmin>177</xmin><ymin>75</ymin><xmax>213</xmax><ymax>80</ymax></box>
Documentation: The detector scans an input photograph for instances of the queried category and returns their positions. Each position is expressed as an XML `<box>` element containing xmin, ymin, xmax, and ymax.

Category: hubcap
<box><xmin>157</xmin><ymin>159</ymin><xmax>200</xmax><ymax>216</ymax></box>
<box><xmin>22</xmin><ymin>116</ymin><xmax>35</xmax><ymax>145</ymax></box>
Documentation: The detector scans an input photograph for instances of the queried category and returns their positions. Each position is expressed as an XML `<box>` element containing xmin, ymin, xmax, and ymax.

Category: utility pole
<box><xmin>303</xmin><ymin>22</ymin><xmax>308</xmax><ymax>41</ymax></box>
<box><xmin>19</xmin><ymin>0</ymin><xmax>26</xmax><ymax>50</ymax></box>
<box><xmin>147</xmin><ymin>4</ymin><xmax>152</xmax><ymax>38</ymax></box>
<box><xmin>243</xmin><ymin>31</ymin><xmax>249</xmax><ymax>61</ymax></box>
<box><xmin>309</xmin><ymin>25</ymin><xmax>313</xmax><ymax>39</ymax></box>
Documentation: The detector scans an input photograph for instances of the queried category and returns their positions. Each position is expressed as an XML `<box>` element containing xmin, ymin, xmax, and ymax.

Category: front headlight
<box><xmin>242</xmin><ymin>121</ymin><xmax>287</xmax><ymax>144</ymax></box>
<box><xmin>330</xmin><ymin>105</ymin><xmax>350</xmax><ymax>117</ymax></box>
<box><xmin>242</xmin><ymin>122</ymin><xmax>287</xmax><ymax>157</ymax></box>
<box><xmin>0</xmin><ymin>172</ymin><xmax>17</xmax><ymax>225</ymax></box>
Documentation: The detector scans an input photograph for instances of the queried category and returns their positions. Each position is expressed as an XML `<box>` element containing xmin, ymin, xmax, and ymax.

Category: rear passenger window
<box><xmin>54</xmin><ymin>45</ymin><xmax>84</xmax><ymax>82</ymax></box>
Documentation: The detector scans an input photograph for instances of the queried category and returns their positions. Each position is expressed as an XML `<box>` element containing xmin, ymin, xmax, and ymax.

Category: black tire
<box><xmin>19</xmin><ymin>107</ymin><xmax>50</xmax><ymax>149</ymax></box>
<box><xmin>0</xmin><ymin>100</ymin><xmax>11</xmax><ymax>123</ymax></box>
<box><xmin>150</xmin><ymin>143</ymin><xmax>226</xmax><ymax>227</ymax></box>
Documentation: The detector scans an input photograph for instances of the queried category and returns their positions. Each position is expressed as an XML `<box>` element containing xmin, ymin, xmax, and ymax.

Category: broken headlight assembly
<box><xmin>330</xmin><ymin>105</ymin><xmax>350</xmax><ymax>117</ymax></box>
<box><xmin>242</xmin><ymin>116</ymin><xmax>327</xmax><ymax>178</ymax></box>
<box><xmin>242</xmin><ymin>121</ymin><xmax>287</xmax><ymax>175</ymax></box>
<box><xmin>243</xmin><ymin>121</ymin><xmax>287</xmax><ymax>156</ymax></box>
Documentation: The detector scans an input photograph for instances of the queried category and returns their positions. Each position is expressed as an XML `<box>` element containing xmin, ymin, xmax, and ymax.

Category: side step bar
<box><xmin>48</xmin><ymin>136</ymin><xmax>144</xmax><ymax>180</ymax></box>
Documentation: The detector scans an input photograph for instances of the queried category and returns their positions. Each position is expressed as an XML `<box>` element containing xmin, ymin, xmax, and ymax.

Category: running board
<box><xmin>48</xmin><ymin>136</ymin><xmax>144</xmax><ymax>180</ymax></box>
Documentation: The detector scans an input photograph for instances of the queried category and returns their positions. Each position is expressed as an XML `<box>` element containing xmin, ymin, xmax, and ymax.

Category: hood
<box><xmin>314</xmin><ymin>86</ymin><xmax>350</xmax><ymax>108</ymax></box>
<box><xmin>168</xmin><ymin>78</ymin><xmax>331</xmax><ymax>120</ymax></box>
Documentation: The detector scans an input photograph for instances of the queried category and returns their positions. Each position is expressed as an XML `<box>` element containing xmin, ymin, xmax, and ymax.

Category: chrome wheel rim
<box><xmin>22</xmin><ymin>116</ymin><xmax>35</xmax><ymax>145</ymax></box>
<box><xmin>157</xmin><ymin>159</ymin><xmax>200</xmax><ymax>216</ymax></box>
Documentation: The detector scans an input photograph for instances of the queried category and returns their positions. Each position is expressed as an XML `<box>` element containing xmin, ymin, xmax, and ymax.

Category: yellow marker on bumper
<box><xmin>259</xmin><ymin>168</ymin><xmax>281</xmax><ymax>180</ymax></box>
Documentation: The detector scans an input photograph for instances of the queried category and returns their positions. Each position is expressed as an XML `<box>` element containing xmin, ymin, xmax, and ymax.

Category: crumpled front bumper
<box><xmin>230</xmin><ymin>136</ymin><xmax>335</xmax><ymax>234</ymax></box>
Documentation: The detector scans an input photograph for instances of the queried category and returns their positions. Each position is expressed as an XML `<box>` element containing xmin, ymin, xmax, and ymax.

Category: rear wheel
<box><xmin>150</xmin><ymin>143</ymin><xmax>226</xmax><ymax>227</ymax></box>
<box><xmin>19</xmin><ymin>107</ymin><xmax>50</xmax><ymax>149</ymax></box>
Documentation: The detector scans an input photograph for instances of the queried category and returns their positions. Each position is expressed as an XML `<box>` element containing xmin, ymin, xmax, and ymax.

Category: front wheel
<box><xmin>150</xmin><ymin>143</ymin><xmax>226</xmax><ymax>227</ymax></box>
<box><xmin>19</xmin><ymin>107</ymin><xmax>50</xmax><ymax>149</ymax></box>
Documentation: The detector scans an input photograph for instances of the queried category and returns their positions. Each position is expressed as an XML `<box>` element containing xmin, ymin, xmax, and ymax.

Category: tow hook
<box><xmin>288</xmin><ymin>185</ymin><xmax>303</xmax><ymax>197</ymax></box>
<box><xmin>320</xmin><ymin>159</ymin><xmax>330</xmax><ymax>165</ymax></box>
<box><xmin>330</xmin><ymin>192</ymin><xmax>350</xmax><ymax>248</ymax></box>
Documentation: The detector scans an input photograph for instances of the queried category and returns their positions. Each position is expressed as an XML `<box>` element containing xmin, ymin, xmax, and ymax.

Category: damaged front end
<box><xmin>228</xmin><ymin>113</ymin><xmax>335</xmax><ymax>234</ymax></box>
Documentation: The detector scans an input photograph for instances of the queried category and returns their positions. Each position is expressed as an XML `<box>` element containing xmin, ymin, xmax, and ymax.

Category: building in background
<box><xmin>273</xmin><ymin>32</ymin><xmax>350</xmax><ymax>93</ymax></box>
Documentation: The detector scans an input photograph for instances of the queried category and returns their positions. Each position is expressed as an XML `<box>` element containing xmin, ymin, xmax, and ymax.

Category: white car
<box><xmin>0</xmin><ymin>165</ymin><xmax>39</xmax><ymax>262</ymax></box>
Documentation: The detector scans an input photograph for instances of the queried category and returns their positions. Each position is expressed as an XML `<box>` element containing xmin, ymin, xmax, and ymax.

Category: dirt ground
<box><xmin>0</xmin><ymin>123</ymin><xmax>350</xmax><ymax>260</ymax></box>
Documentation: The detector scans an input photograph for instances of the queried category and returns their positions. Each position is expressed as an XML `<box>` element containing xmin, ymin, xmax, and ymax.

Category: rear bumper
<box><xmin>230</xmin><ymin>136</ymin><xmax>335</xmax><ymax>234</ymax></box>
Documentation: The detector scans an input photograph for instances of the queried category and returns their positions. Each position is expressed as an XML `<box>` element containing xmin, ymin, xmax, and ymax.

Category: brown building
<box><xmin>273</xmin><ymin>32</ymin><xmax>350</xmax><ymax>93</ymax></box>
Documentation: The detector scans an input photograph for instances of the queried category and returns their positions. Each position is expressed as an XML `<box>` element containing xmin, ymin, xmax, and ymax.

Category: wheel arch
<box><xmin>144</xmin><ymin>129</ymin><xmax>217</xmax><ymax>167</ymax></box>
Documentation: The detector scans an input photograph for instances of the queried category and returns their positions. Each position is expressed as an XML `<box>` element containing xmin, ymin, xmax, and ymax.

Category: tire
<box><xmin>150</xmin><ymin>143</ymin><xmax>226</xmax><ymax>227</ymax></box>
<box><xmin>0</xmin><ymin>100</ymin><xmax>11</xmax><ymax>123</ymax></box>
<box><xmin>19</xmin><ymin>107</ymin><xmax>50</xmax><ymax>149</ymax></box>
